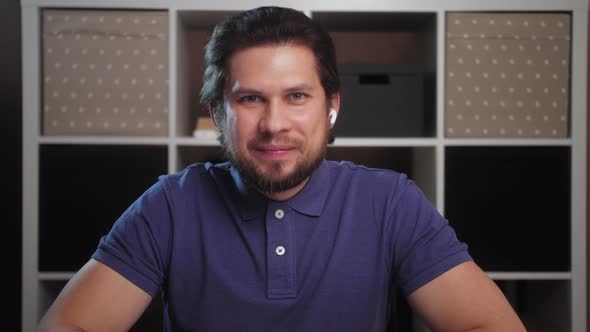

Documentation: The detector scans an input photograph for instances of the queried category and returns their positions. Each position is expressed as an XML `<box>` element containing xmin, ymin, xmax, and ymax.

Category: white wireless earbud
<box><xmin>329</xmin><ymin>108</ymin><xmax>337</xmax><ymax>125</ymax></box>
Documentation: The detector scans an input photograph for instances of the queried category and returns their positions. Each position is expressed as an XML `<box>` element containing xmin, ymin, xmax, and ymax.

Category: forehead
<box><xmin>226</xmin><ymin>44</ymin><xmax>322</xmax><ymax>93</ymax></box>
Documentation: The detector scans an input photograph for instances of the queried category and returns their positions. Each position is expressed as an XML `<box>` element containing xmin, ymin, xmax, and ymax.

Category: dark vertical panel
<box><xmin>0</xmin><ymin>0</ymin><xmax>22</xmax><ymax>330</ymax></box>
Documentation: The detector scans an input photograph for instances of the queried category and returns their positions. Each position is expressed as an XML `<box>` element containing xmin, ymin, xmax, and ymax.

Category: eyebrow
<box><xmin>230</xmin><ymin>84</ymin><xmax>315</xmax><ymax>95</ymax></box>
<box><xmin>231</xmin><ymin>88</ymin><xmax>263</xmax><ymax>95</ymax></box>
<box><xmin>284</xmin><ymin>84</ymin><xmax>315</xmax><ymax>93</ymax></box>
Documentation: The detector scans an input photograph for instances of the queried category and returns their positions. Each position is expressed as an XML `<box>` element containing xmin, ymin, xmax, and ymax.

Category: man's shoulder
<box><xmin>161</xmin><ymin>161</ymin><xmax>229</xmax><ymax>182</ymax></box>
<box><xmin>325</xmin><ymin>160</ymin><xmax>407</xmax><ymax>186</ymax></box>
<box><xmin>322</xmin><ymin>160</ymin><xmax>413</xmax><ymax>205</ymax></box>
<box><xmin>157</xmin><ymin>161</ymin><xmax>231</xmax><ymax>194</ymax></box>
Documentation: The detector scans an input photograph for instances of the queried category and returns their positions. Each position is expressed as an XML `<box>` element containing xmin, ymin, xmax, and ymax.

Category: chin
<box><xmin>226</xmin><ymin>139</ymin><xmax>325</xmax><ymax>195</ymax></box>
<box><xmin>258</xmin><ymin>159</ymin><xmax>296</xmax><ymax>179</ymax></box>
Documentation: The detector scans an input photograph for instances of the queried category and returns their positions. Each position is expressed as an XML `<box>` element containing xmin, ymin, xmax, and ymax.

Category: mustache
<box><xmin>247</xmin><ymin>133</ymin><xmax>303</xmax><ymax>149</ymax></box>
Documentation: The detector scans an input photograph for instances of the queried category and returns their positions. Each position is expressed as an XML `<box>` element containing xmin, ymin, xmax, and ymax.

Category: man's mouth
<box><xmin>252</xmin><ymin>144</ymin><xmax>297</xmax><ymax>159</ymax></box>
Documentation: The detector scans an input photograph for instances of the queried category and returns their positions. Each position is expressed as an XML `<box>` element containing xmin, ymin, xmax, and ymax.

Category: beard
<box><xmin>220</xmin><ymin>129</ymin><xmax>329</xmax><ymax>196</ymax></box>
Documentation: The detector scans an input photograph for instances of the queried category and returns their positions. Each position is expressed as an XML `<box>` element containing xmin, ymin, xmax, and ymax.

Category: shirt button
<box><xmin>275</xmin><ymin>246</ymin><xmax>286</xmax><ymax>256</ymax></box>
<box><xmin>275</xmin><ymin>209</ymin><xmax>285</xmax><ymax>219</ymax></box>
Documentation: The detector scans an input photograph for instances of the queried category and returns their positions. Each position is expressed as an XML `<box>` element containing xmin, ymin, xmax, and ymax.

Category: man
<box><xmin>39</xmin><ymin>6</ymin><xmax>526</xmax><ymax>332</ymax></box>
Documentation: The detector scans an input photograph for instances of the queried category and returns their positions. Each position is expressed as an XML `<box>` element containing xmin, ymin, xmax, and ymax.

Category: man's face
<box><xmin>218</xmin><ymin>44</ymin><xmax>338</xmax><ymax>199</ymax></box>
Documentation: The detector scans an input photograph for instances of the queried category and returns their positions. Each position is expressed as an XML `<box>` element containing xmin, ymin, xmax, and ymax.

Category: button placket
<box><xmin>265</xmin><ymin>203</ymin><xmax>296</xmax><ymax>299</ymax></box>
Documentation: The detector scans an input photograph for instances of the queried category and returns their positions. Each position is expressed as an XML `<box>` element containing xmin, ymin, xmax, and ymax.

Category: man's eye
<box><xmin>239</xmin><ymin>95</ymin><xmax>261</xmax><ymax>103</ymax></box>
<box><xmin>289</xmin><ymin>93</ymin><xmax>306</xmax><ymax>102</ymax></box>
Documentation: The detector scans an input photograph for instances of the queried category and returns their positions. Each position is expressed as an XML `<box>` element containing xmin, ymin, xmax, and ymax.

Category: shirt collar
<box><xmin>285</xmin><ymin>160</ymin><xmax>330</xmax><ymax>217</ymax></box>
<box><xmin>229</xmin><ymin>160</ymin><xmax>331</xmax><ymax>221</ymax></box>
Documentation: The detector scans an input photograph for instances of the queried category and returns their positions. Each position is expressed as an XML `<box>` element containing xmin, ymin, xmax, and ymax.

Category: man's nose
<box><xmin>258</xmin><ymin>100</ymin><xmax>291</xmax><ymax>134</ymax></box>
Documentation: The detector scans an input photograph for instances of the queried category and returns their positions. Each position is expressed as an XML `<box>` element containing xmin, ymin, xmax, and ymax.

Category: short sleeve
<box><xmin>389</xmin><ymin>175</ymin><xmax>472</xmax><ymax>296</ymax></box>
<box><xmin>91</xmin><ymin>178</ymin><xmax>172</xmax><ymax>297</ymax></box>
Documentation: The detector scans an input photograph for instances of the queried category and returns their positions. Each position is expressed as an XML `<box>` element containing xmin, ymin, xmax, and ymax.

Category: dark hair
<box><xmin>200</xmin><ymin>6</ymin><xmax>340</xmax><ymax>111</ymax></box>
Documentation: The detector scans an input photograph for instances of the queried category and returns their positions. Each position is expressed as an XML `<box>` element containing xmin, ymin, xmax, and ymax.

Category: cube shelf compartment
<box><xmin>176</xmin><ymin>11</ymin><xmax>239</xmax><ymax>138</ymax></box>
<box><xmin>445</xmin><ymin>146</ymin><xmax>571</xmax><ymax>272</ymax></box>
<box><xmin>39</xmin><ymin>144</ymin><xmax>168</xmax><ymax>271</ymax></box>
<box><xmin>313</xmin><ymin>12</ymin><xmax>437</xmax><ymax>138</ymax></box>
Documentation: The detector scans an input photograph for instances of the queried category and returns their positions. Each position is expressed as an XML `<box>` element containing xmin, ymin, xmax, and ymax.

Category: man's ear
<box><xmin>329</xmin><ymin>93</ymin><xmax>341</xmax><ymax>128</ymax></box>
<box><xmin>209</xmin><ymin>104</ymin><xmax>221</xmax><ymax>130</ymax></box>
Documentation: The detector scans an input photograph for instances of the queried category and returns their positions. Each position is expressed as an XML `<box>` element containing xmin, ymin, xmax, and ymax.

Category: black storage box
<box><xmin>334</xmin><ymin>64</ymin><xmax>431</xmax><ymax>138</ymax></box>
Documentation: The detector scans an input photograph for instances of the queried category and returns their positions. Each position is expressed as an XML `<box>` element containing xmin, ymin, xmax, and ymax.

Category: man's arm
<box><xmin>38</xmin><ymin>259</ymin><xmax>152</xmax><ymax>332</ymax></box>
<box><xmin>408</xmin><ymin>261</ymin><xmax>526</xmax><ymax>332</ymax></box>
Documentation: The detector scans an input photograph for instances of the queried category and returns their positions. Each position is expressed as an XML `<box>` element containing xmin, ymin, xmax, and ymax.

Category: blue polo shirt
<box><xmin>92</xmin><ymin>160</ymin><xmax>472</xmax><ymax>331</ymax></box>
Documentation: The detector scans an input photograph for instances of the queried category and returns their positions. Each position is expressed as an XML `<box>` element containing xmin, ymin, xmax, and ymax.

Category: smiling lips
<box><xmin>253</xmin><ymin>144</ymin><xmax>297</xmax><ymax>159</ymax></box>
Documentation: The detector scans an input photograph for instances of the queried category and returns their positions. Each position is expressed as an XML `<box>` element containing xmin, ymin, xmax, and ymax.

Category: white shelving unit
<box><xmin>21</xmin><ymin>0</ymin><xmax>587</xmax><ymax>331</ymax></box>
